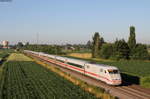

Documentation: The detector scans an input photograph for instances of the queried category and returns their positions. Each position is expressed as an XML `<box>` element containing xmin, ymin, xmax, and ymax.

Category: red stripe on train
<box><xmin>31</xmin><ymin>54</ymin><xmax>114</xmax><ymax>83</ymax></box>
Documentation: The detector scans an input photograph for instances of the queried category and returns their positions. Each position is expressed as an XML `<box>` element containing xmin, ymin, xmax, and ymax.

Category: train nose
<box><xmin>110</xmin><ymin>75</ymin><xmax>122</xmax><ymax>85</ymax></box>
<box><xmin>112</xmin><ymin>79</ymin><xmax>122</xmax><ymax>85</ymax></box>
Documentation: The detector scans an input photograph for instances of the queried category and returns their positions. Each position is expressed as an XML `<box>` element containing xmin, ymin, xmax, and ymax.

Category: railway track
<box><xmin>26</xmin><ymin>53</ymin><xmax>150</xmax><ymax>99</ymax></box>
<box><xmin>116</xmin><ymin>86</ymin><xmax>150</xmax><ymax>99</ymax></box>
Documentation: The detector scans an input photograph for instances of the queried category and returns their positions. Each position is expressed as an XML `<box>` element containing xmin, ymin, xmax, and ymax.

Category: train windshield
<box><xmin>108</xmin><ymin>69</ymin><xmax>119</xmax><ymax>74</ymax></box>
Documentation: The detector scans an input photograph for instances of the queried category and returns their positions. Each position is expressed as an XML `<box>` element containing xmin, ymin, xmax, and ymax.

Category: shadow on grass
<box><xmin>121</xmin><ymin>73</ymin><xmax>140</xmax><ymax>86</ymax></box>
<box><xmin>0</xmin><ymin>54</ymin><xmax>9</xmax><ymax>65</ymax></box>
<box><xmin>0</xmin><ymin>60</ymin><xmax>5</xmax><ymax>65</ymax></box>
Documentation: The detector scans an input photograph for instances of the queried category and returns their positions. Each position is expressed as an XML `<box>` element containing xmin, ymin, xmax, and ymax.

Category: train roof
<box><xmin>87</xmin><ymin>63</ymin><xmax>118</xmax><ymax>69</ymax></box>
<box><xmin>25</xmin><ymin>50</ymin><xmax>118</xmax><ymax>69</ymax></box>
<box><xmin>65</xmin><ymin>57</ymin><xmax>87</xmax><ymax>63</ymax></box>
<box><xmin>64</xmin><ymin>57</ymin><xmax>87</xmax><ymax>66</ymax></box>
<box><xmin>64</xmin><ymin>57</ymin><xmax>118</xmax><ymax>69</ymax></box>
<box><xmin>63</xmin><ymin>57</ymin><xmax>118</xmax><ymax>69</ymax></box>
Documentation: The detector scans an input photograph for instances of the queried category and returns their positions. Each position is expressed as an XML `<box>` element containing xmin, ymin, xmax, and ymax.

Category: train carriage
<box><xmin>24</xmin><ymin>50</ymin><xmax>122</xmax><ymax>85</ymax></box>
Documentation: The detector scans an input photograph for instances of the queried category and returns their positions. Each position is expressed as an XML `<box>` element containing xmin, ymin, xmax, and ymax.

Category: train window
<box><xmin>100</xmin><ymin>69</ymin><xmax>103</xmax><ymax>72</ymax></box>
<box><xmin>67</xmin><ymin>62</ymin><xmax>83</xmax><ymax>68</ymax></box>
<box><xmin>65</xmin><ymin>59</ymin><xmax>67</xmax><ymax>63</ymax></box>
<box><xmin>56</xmin><ymin>59</ymin><xmax>64</xmax><ymax>63</ymax></box>
<box><xmin>108</xmin><ymin>69</ymin><xmax>119</xmax><ymax>74</ymax></box>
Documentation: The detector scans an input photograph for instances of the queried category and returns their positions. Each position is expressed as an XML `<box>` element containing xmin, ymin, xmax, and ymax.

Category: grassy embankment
<box><xmin>67</xmin><ymin>53</ymin><xmax>150</xmax><ymax>88</ymax></box>
<box><xmin>0</xmin><ymin>53</ymin><xmax>116</xmax><ymax>99</ymax></box>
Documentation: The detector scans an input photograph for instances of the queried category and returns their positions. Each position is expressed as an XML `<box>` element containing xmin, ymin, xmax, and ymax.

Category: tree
<box><xmin>99</xmin><ymin>37</ymin><xmax>105</xmax><ymax>49</ymax></box>
<box><xmin>25</xmin><ymin>42</ymin><xmax>29</xmax><ymax>46</ymax></box>
<box><xmin>23</xmin><ymin>44</ymin><xmax>64</xmax><ymax>55</ymax></box>
<box><xmin>92</xmin><ymin>32</ymin><xmax>100</xmax><ymax>58</ymax></box>
<box><xmin>113</xmin><ymin>39</ymin><xmax>130</xmax><ymax>60</ymax></box>
<box><xmin>86</xmin><ymin>40</ymin><xmax>92</xmax><ymax>49</ymax></box>
<box><xmin>130</xmin><ymin>44</ymin><xmax>149</xmax><ymax>60</ymax></box>
<box><xmin>17</xmin><ymin>42</ymin><xmax>24</xmax><ymax>49</ymax></box>
<box><xmin>100</xmin><ymin>43</ymin><xmax>113</xmax><ymax>59</ymax></box>
<box><xmin>128</xmin><ymin>26</ymin><xmax>136</xmax><ymax>49</ymax></box>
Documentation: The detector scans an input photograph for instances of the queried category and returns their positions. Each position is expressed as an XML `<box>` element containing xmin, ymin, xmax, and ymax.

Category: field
<box><xmin>0</xmin><ymin>49</ymin><xmax>12</xmax><ymax>82</ymax></box>
<box><xmin>7</xmin><ymin>53</ymin><xmax>33</xmax><ymax>61</ymax></box>
<box><xmin>66</xmin><ymin>53</ymin><xmax>150</xmax><ymax>88</ymax></box>
<box><xmin>68</xmin><ymin>53</ymin><xmax>92</xmax><ymax>59</ymax></box>
<box><xmin>0</xmin><ymin>53</ymin><xmax>98</xmax><ymax>99</ymax></box>
<box><xmin>148</xmin><ymin>48</ymin><xmax>150</xmax><ymax>54</ymax></box>
<box><xmin>67</xmin><ymin>53</ymin><xmax>113</xmax><ymax>62</ymax></box>
<box><xmin>0</xmin><ymin>49</ymin><xmax>11</xmax><ymax>61</ymax></box>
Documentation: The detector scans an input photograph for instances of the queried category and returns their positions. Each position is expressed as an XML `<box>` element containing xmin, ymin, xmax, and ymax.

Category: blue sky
<box><xmin>0</xmin><ymin>0</ymin><xmax>150</xmax><ymax>44</ymax></box>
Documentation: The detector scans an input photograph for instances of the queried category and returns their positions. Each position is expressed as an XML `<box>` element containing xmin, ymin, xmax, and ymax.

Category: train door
<box><xmin>99</xmin><ymin>68</ymin><xmax>108</xmax><ymax>82</ymax></box>
<box><xmin>84</xmin><ymin>64</ymin><xmax>90</xmax><ymax>77</ymax></box>
<box><xmin>84</xmin><ymin>64</ymin><xmax>99</xmax><ymax>79</ymax></box>
<box><xmin>83</xmin><ymin>64</ymin><xmax>86</xmax><ymax>75</ymax></box>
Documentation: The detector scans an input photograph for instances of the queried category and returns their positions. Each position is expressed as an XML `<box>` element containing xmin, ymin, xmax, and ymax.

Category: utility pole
<box><xmin>36</xmin><ymin>33</ymin><xmax>39</xmax><ymax>55</ymax></box>
<box><xmin>37</xmin><ymin>33</ymin><xmax>39</xmax><ymax>45</ymax></box>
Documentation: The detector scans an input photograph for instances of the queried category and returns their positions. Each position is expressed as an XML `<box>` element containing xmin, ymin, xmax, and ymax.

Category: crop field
<box><xmin>0</xmin><ymin>49</ymin><xmax>12</xmax><ymax>81</ymax></box>
<box><xmin>0</xmin><ymin>53</ymin><xmax>8</xmax><ymax>60</ymax></box>
<box><xmin>7</xmin><ymin>53</ymin><xmax>33</xmax><ymax>61</ymax></box>
<box><xmin>0</xmin><ymin>53</ymin><xmax>97</xmax><ymax>99</ymax></box>
<box><xmin>66</xmin><ymin>53</ymin><xmax>113</xmax><ymax>62</ymax></box>
<box><xmin>67</xmin><ymin>53</ymin><xmax>92</xmax><ymax>59</ymax></box>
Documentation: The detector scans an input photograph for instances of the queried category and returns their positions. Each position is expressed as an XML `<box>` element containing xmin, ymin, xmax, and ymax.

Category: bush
<box><xmin>23</xmin><ymin>44</ymin><xmax>65</xmax><ymax>55</ymax></box>
<box><xmin>113</xmin><ymin>39</ymin><xmax>130</xmax><ymax>60</ymax></box>
<box><xmin>130</xmin><ymin>44</ymin><xmax>149</xmax><ymax>60</ymax></box>
<box><xmin>140</xmin><ymin>76</ymin><xmax>150</xmax><ymax>88</ymax></box>
<box><xmin>100</xmin><ymin>43</ymin><xmax>113</xmax><ymax>59</ymax></box>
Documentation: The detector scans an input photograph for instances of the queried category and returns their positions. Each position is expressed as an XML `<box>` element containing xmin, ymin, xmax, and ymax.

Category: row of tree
<box><xmin>16</xmin><ymin>41</ymin><xmax>91</xmax><ymax>54</ymax></box>
<box><xmin>92</xmin><ymin>26</ymin><xmax>150</xmax><ymax>60</ymax></box>
<box><xmin>19</xmin><ymin>44</ymin><xmax>64</xmax><ymax>55</ymax></box>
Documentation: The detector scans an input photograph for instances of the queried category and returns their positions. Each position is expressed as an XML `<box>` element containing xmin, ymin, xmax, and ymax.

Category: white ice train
<box><xmin>24</xmin><ymin>50</ymin><xmax>122</xmax><ymax>85</ymax></box>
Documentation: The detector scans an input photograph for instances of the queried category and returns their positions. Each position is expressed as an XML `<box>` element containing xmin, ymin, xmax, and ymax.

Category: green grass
<box><xmin>0</xmin><ymin>49</ymin><xmax>13</xmax><ymax>61</ymax></box>
<box><xmin>0</xmin><ymin>49</ymin><xmax>13</xmax><ymax>95</ymax></box>
<box><xmin>0</xmin><ymin>49</ymin><xmax>12</xmax><ymax>77</ymax></box>
<box><xmin>148</xmin><ymin>48</ymin><xmax>150</xmax><ymax>53</ymax></box>
<box><xmin>96</xmin><ymin>60</ymin><xmax>150</xmax><ymax>77</ymax></box>
<box><xmin>0</xmin><ymin>52</ymin><xmax>9</xmax><ymax>61</ymax></box>
<box><xmin>141</xmin><ymin>76</ymin><xmax>150</xmax><ymax>88</ymax></box>
<box><xmin>0</xmin><ymin>49</ymin><xmax>14</xmax><ymax>54</ymax></box>
<box><xmin>7</xmin><ymin>53</ymin><xmax>33</xmax><ymax>61</ymax></box>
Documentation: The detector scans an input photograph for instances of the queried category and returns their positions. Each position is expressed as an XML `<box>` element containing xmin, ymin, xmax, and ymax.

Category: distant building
<box><xmin>64</xmin><ymin>46</ymin><xmax>75</xmax><ymax>51</ymax></box>
<box><xmin>2</xmin><ymin>41</ymin><xmax>9</xmax><ymax>48</ymax></box>
<box><xmin>23</xmin><ymin>42</ymin><xmax>29</xmax><ymax>46</ymax></box>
